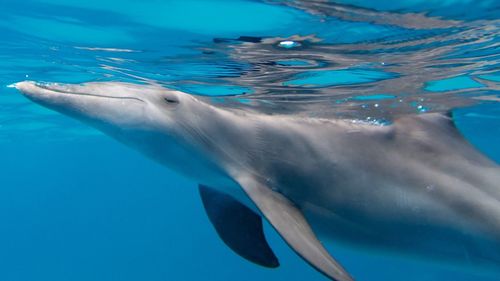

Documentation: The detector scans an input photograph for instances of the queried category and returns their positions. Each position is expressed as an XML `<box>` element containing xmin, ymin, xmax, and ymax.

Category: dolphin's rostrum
<box><xmin>15</xmin><ymin>81</ymin><xmax>500</xmax><ymax>280</ymax></box>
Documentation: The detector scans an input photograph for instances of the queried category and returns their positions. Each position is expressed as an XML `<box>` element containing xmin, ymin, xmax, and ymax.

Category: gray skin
<box><xmin>15</xmin><ymin>81</ymin><xmax>500</xmax><ymax>278</ymax></box>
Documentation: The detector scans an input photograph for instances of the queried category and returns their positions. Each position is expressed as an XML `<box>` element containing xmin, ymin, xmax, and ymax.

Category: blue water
<box><xmin>0</xmin><ymin>0</ymin><xmax>499</xmax><ymax>280</ymax></box>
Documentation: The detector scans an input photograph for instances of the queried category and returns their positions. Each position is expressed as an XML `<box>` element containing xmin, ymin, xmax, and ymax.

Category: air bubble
<box><xmin>417</xmin><ymin>105</ymin><xmax>428</xmax><ymax>112</ymax></box>
<box><xmin>278</xmin><ymin>40</ymin><xmax>301</xmax><ymax>49</ymax></box>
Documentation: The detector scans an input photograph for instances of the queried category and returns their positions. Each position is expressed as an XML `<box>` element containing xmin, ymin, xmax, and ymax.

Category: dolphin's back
<box><xmin>248</xmin><ymin>112</ymin><xmax>500</xmax><ymax>267</ymax></box>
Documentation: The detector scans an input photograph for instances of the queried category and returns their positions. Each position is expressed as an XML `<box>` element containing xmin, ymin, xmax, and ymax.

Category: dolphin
<box><xmin>14</xmin><ymin>81</ymin><xmax>500</xmax><ymax>281</ymax></box>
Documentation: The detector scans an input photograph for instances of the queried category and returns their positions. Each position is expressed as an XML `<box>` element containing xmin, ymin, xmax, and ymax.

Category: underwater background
<box><xmin>0</xmin><ymin>0</ymin><xmax>499</xmax><ymax>280</ymax></box>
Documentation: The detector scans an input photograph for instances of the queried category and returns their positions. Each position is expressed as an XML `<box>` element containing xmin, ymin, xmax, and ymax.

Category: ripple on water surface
<box><xmin>0</xmin><ymin>0</ymin><xmax>499</xmax><ymax>138</ymax></box>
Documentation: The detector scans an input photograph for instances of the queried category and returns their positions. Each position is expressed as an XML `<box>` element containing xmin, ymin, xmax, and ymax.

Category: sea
<box><xmin>0</xmin><ymin>0</ymin><xmax>499</xmax><ymax>280</ymax></box>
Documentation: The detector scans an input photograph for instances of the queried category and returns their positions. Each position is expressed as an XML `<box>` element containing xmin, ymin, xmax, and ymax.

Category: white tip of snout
<box><xmin>10</xmin><ymin>81</ymin><xmax>37</xmax><ymax>94</ymax></box>
<box><xmin>10</xmin><ymin>81</ymin><xmax>33</xmax><ymax>89</ymax></box>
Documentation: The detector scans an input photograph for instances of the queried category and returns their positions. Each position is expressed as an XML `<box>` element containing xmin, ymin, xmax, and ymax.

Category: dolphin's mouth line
<box><xmin>36</xmin><ymin>83</ymin><xmax>145</xmax><ymax>103</ymax></box>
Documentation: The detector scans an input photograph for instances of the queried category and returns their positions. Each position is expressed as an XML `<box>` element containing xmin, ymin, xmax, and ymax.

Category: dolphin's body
<box><xmin>15</xmin><ymin>81</ymin><xmax>500</xmax><ymax>280</ymax></box>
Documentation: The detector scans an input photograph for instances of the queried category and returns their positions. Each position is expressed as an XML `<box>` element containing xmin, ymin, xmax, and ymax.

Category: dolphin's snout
<box><xmin>12</xmin><ymin>81</ymin><xmax>87</xmax><ymax>109</ymax></box>
<box><xmin>12</xmin><ymin>81</ymin><xmax>37</xmax><ymax>95</ymax></box>
<box><xmin>13</xmin><ymin>81</ymin><xmax>88</xmax><ymax>100</ymax></box>
<box><xmin>12</xmin><ymin>81</ymin><xmax>57</xmax><ymax>96</ymax></box>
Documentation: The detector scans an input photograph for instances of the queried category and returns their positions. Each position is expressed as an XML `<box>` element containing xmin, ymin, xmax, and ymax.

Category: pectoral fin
<box><xmin>198</xmin><ymin>184</ymin><xmax>279</xmax><ymax>268</ymax></box>
<box><xmin>237</xmin><ymin>176</ymin><xmax>354</xmax><ymax>281</ymax></box>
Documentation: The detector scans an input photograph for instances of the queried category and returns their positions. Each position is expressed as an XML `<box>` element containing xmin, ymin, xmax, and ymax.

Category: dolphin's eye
<box><xmin>164</xmin><ymin>97</ymin><xmax>179</xmax><ymax>104</ymax></box>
